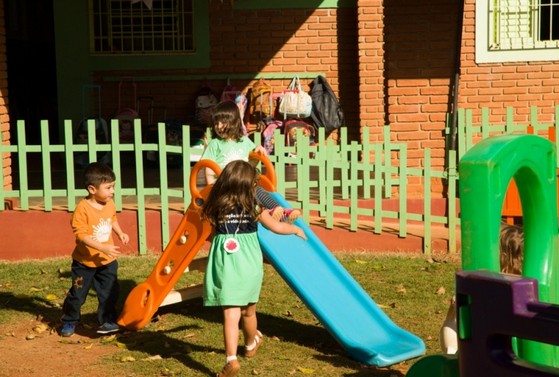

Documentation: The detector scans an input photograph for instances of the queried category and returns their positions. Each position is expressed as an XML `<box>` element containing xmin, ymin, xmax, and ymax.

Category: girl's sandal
<box><xmin>217</xmin><ymin>359</ymin><xmax>240</xmax><ymax>377</ymax></box>
<box><xmin>245</xmin><ymin>331</ymin><xmax>264</xmax><ymax>358</ymax></box>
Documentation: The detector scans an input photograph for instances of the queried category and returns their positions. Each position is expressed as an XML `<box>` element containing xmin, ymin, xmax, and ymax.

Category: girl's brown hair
<box><xmin>210</xmin><ymin>101</ymin><xmax>244</xmax><ymax>141</ymax></box>
<box><xmin>202</xmin><ymin>160</ymin><xmax>260</xmax><ymax>226</ymax></box>
<box><xmin>499</xmin><ymin>223</ymin><xmax>524</xmax><ymax>275</ymax></box>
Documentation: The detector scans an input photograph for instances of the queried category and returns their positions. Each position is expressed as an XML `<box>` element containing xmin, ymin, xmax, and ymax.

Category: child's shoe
<box><xmin>217</xmin><ymin>359</ymin><xmax>240</xmax><ymax>377</ymax></box>
<box><xmin>269</xmin><ymin>206</ymin><xmax>284</xmax><ymax>221</ymax></box>
<box><xmin>97</xmin><ymin>322</ymin><xmax>120</xmax><ymax>334</ymax></box>
<box><xmin>245</xmin><ymin>330</ymin><xmax>264</xmax><ymax>358</ymax></box>
<box><xmin>284</xmin><ymin>209</ymin><xmax>301</xmax><ymax>224</ymax></box>
<box><xmin>60</xmin><ymin>322</ymin><xmax>75</xmax><ymax>337</ymax></box>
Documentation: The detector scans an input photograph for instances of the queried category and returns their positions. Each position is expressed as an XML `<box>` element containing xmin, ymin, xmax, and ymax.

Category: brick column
<box><xmin>357</xmin><ymin>0</ymin><xmax>385</xmax><ymax>143</ymax></box>
<box><xmin>0</xmin><ymin>0</ymin><xmax>11</xmax><ymax>192</ymax></box>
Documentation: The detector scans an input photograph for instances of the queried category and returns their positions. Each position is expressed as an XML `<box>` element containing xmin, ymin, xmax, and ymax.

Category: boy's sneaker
<box><xmin>97</xmin><ymin>322</ymin><xmax>120</xmax><ymax>334</ymax></box>
<box><xmin>60</xmin><ymin>322</ymin><xmax>75</xmax><ymax>337</ymax></box>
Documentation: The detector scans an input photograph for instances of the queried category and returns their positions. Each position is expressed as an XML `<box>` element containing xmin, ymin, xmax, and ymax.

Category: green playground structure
<box><xmin>406</xmin><ymin>134</ymin><xmax>559</xmax><ymax>376</ymax></box>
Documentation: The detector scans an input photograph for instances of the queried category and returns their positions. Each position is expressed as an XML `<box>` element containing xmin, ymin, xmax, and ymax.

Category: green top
<box><xmin>201</xmin><ymin>136</ymin><xmax>255</xmax><ymax>169</ymax></box>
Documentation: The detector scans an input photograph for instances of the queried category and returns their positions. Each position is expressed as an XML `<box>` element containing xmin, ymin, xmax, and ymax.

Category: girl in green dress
<box><xmin>202</xmin><ymin>160</ymin><xmax>306</xmax><ymax>377</ymax></box>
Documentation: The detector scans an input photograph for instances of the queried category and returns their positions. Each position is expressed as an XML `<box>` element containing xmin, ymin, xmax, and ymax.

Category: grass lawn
<box><xmin>0</xmin><ymin>252</ymin><xmax>460</xmax><ymax>376</ymax></box>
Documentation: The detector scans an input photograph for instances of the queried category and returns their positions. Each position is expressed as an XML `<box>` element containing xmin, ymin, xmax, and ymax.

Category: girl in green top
<box><xmin>201</xmin><ymin>100</ymin><xmax>301</xmax><ymax>223</ymax></box>
<box><xmin>202</xmin><ymin>160</ymin><xmax>306</xmax><ymax>377</ymax></box>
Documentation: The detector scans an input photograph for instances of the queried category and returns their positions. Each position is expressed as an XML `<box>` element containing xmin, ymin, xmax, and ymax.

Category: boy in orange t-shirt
<box><xmin>60</xmin><ymin>162</ymin><xmax>129</xmax><ymax>337</ymax></box>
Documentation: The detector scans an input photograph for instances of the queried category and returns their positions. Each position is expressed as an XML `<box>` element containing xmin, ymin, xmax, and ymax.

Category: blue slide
<box><xmin>257</xmin><ymin>193</ymin><xmax>426</xmax><ymax>367</ymax></box>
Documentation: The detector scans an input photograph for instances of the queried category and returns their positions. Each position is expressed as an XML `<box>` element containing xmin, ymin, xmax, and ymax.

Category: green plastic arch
<box><xmin>459</xmin><ymin>134</ymin><xmax>559</xmax><ymax>366</ymax></box>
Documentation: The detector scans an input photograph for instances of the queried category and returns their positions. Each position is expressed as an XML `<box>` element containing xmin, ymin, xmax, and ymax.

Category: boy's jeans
<box><xmin>62</xmin><ymin>259</ymin><xmax>119</xmax><ymax>326</ymax></box>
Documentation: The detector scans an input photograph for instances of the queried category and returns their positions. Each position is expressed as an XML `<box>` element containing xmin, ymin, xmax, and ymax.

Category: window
<box><xmin>476</xmin><ymin>0</ymin><xmax>559</xmax><ymax>63</ymax></box>
<box><xmin>91</xmin><ymin>0</ymin><xmax>194</xmax><ymax>55</ymax></box>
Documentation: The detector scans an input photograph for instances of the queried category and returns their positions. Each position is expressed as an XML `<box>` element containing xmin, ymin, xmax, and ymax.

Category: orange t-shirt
<box><xmin>71</xmin><ymin>198</ymin><xmax>118</xmax><ymax>267</ymax></box>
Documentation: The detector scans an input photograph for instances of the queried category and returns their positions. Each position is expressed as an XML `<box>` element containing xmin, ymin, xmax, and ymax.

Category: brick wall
<box><xmin>0</xmin><ymin>0</ymin><xmax>10</xmax><ymax>192</ymax></box>
<box><xmin>95</xmin><ymin>3</ymin><xmax>361</xmax><ymax>143</ymax></box>
<box><xmin>460</xmin><ymin>0</ymin><xmax>559</xmax><ymax>125</ymax></box>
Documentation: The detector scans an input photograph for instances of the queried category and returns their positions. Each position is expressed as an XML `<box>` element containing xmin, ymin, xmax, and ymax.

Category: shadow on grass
<box><xmin>0</xmin><ymin>285</ymin><xmax>407</xmax><ymax>376</ymax></box>
<box><xmin>154</xmin><ymin>299</ymin><xmax>407</xmax><ymax>377</ymax></box>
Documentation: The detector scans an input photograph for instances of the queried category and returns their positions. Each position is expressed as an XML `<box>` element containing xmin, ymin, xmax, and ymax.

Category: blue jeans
<box><xmin>62</xmin><ymin>259</ymin><xmax>119</xmax><ymax>326</ymax></box>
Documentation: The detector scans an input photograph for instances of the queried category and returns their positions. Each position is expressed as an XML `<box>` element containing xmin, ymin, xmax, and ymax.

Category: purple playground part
<box><xmin>456</xmin><ymin>270</ymin><xmax>559</xmax><ymax>377</ymax></box>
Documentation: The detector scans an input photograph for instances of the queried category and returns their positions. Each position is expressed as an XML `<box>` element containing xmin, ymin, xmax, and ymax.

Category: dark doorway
<box><xmin>5</xmin><ymin>0</ymin><xmax>58</xmax><ymax>144</ymax></box>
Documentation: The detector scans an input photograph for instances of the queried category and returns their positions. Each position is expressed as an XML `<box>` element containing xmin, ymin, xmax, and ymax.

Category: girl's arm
<box><xmin>259</xmin><ymin>210</ymin><xmax>307</xmax><ymax>240</ymax></box>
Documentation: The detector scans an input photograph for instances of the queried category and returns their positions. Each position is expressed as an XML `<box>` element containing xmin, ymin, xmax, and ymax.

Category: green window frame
<box><xmin>89</xmin><ymin>0</ymin><xmax>209</xmax><ymax>70</ymax></box>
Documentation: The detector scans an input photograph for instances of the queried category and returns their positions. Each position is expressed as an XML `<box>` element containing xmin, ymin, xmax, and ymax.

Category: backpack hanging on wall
<box><xmin>258</xmin><ymin>117</ymin><xmax>283</xmax><ymax>155</ymax></box>
<box><xmin>310</xmin><ymin>75</ymin><xmax>345</xmax><ymax>134</ymax></box>
<box><xmin>195</xmin><ymin>84</ymin><xmax>218</xmax><ymax>127</ymax></box>
<box><xmin>278</xmin><ymin>76</ymin><xmax>313</xmax><ymax>119</ymax></box>
<box><xmin>248</xmin><ymin>79</ymin><xmax>273</xmax><ymax>124</ymax></box>
<box><xmin>284</xmin><ymin>118</ymin><xmax>316</xmax><ymax>148</ymax></box>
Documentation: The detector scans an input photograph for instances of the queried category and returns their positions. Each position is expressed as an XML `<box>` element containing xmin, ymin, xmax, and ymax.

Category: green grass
<box><xmin>0</xmin><ymin>252</ymin><xmax>460</xmax><ymax>376</ymax></box>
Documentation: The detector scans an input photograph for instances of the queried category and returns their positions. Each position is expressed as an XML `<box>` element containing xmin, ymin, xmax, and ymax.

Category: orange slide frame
<box><xmin>117</xmin><ymin>153</ymin><xmax>276</xmax><ymax>330</ymax></box>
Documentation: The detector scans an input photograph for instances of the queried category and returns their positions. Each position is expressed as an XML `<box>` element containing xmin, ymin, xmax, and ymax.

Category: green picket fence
<box><xmin>456</xmin><ymin>106</ymin><xmax>559</xmax><ymax>162</ymax></box>
<box><xmin>0</xmin><ymin>118</ymin><xmax>458</xmax><ymax>255</ymax></box>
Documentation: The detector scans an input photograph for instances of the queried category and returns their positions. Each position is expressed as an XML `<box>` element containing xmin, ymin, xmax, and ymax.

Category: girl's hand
<box><xmin>293</xmin><ymin>226</ymin><xmax>307</xmax><ymax>240</ymax></box>
<box><xmin>254</xmin><ymin>145</ymin><xmax>268</xmax><ymax>156</ymax></box>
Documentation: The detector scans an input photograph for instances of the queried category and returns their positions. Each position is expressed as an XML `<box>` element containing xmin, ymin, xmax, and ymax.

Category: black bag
<box><xmin>310</xmin><ymin>75</ymin><xmax>345</xmax><ymax>134</ymax></box>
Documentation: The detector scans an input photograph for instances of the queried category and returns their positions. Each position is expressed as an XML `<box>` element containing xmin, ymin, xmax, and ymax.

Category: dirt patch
<box><xmin>0</xmin><ymin>316</ymin><xmax>122</xmax><ymax>377</ymax></box>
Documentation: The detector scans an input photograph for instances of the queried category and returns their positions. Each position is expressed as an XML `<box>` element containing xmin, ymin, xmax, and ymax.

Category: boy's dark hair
<box><xmin>210</xmin><ymin>101</ymin><xmax>244</xmax><ymax>141</ymax></box>
<box><xmin>84</xmin><ymin>162</ymin><xmax>116</xmax><ymax>189</ymax></box>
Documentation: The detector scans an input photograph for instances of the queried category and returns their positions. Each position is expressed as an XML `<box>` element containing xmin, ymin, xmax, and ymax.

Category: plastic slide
<box><xmin>258</xmin><ymin>192</ymin><xmax>426</xmax><ymax>367</ymax></box>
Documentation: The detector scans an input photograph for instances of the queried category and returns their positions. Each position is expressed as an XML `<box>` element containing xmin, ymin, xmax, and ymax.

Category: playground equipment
<box><xmin>117</xmin><ymin>153</ymin><xmax>277</xmax><ymax>330</ymax></box>
<box><xmin>406</xmin><ymin>134</ymin><xmax>559</xmax><ymax>376</ymax></box>
<box><xmin>118</xmin><ymin>153</ymin><xmax>425</xmax><ymax>367</ymax></box>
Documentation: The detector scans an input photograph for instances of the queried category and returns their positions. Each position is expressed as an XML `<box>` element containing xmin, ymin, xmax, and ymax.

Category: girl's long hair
<box><xmin>202</xmin><ymin>160</ymin><xmax>260</xmax><ymax>226</ymax></box>
<box><xmin>211</xmin><ymin>101</ymin><xmax>244</xmax><ymax>141</ymax></box>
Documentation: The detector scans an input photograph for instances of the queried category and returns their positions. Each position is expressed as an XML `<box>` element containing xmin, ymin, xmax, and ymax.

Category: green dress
<box><xmin>204</xmin><ymin>212</ymin><xmax>263</xmax><ymax>306</ymax></box>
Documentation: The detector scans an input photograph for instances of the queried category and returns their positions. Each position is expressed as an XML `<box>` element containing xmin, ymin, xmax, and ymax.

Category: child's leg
<box><xmin>240</xmin><ymin>303</ymin><xmax>258</xmax><ymax>345</ymax></box>
<box><xmin>93</xmin><ymin>260</ymin><xmax>120</xmax><ymax>325</ymax></box>
<box><xmin>61</xmin><ymin>260</ymin><xmax>96</xmax><ymax>324</ymax></box>
<box><xmin>223</xmin><ymin>306</ymin><xmax>242</xmax><ymax>357</ymax></box>
<box><xmin>241</xmin><ymin>303</ymin><xmax>263</xmax><ymax>357</ymax></box>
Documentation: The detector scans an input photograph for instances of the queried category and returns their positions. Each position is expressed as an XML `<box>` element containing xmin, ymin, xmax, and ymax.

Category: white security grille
<box><xmin>489</xmin><ymin>0</ymin><xmax>559</xmax><ymax>50</ymax></box>
<box><xmin>90</xmin><ymin>0</ymin><xmax>194</xmax><ymax>54</ymax></box>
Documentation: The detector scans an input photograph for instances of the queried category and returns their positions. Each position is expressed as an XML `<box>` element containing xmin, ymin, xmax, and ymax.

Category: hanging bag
<box><xmin>279</xmin><ymin>76</ymin><xmax>312</xmax><ymax>119</ymax></box>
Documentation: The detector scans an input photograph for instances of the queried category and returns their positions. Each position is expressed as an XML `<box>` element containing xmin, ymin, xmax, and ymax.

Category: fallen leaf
<box><xmin>120</xmin><ymin>356</ymin><xmax>136</xmax><ymax>362</ymax></box>
<box><xmin>33</xmin><ymin>324</ymin><xmax>49</xmax><ymax>333</ymax></box>
<box><xmin>143</xmin><ymin>355</ymin><xmax>162</xmax><ymax>361</ymax></box>
<box><xmin>396</xmin><ymin>284</ymin><xmax>406</xmax><ymax>294</ymax></box>
<box><xmin>84</xmin><ymin>343</ymin><xmax>94</xmax><ymax>349</ymax></box>
<box><xmin>436</xmin><ymin>287</ymin><xmax>446</xmax><ymax>295</ymax></box>
<box><xmin>354</xmin><ymin>259</ymin><xmax>368</xmax><ymax>264</ymax></box>
<box><xmin>46</xmin><ymin>294</ymin><xmax>58</xmax><ymax>301</ymax></box>
<box><xmin>29</xmin><ymin>287</ymin><xmax>42</xmax><ymax>292</ymax></box>
<box><xmin>251</xmin><ymin>368</ymin><xmax>259</xmax><ymax>375</ymax></box>
<box><xmin>297</xmin><ymin>366</ymin><xmax>315</xmax><ymax>374</ymax></box>
<box><xmin>101</xmin><ymin>334</ymin><xmax>117</xmax><ymax>343</ymax></box>
<box><xmin>115</xmin><ymin>341</ymin><xmax>128</xmax><ymax>348</ymax></box>
<box><xmin>284</xmin><ymin>310</ymin><xmax>293</xmax><ymax>317</ymax></box>
<box><xmin>25</xmin><ymin>334</ymin><xmax>36</xmax><ymax>340</ymax></box>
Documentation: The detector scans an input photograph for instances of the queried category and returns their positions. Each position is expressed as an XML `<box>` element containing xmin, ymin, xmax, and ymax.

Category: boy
<box><xmin>60</xmin><ymin>162</ymin><xmax>130</xmax><ymax>337</ymax></box>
